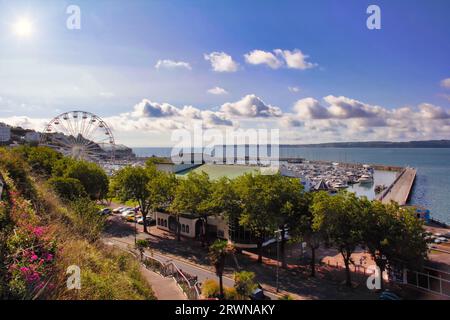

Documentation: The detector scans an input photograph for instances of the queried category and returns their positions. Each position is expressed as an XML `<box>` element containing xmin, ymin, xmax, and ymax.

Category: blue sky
<box><xmin>0</xmin><ymin>0</ymin><xmax>449</xmax><ymax>146</ymax></box>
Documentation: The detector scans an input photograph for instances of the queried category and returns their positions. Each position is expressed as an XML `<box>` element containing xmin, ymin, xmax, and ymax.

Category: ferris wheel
<box><xmin>40</xmin><ymin>111</ymin><xmax>115</xmax><ymax>162</ymax></box>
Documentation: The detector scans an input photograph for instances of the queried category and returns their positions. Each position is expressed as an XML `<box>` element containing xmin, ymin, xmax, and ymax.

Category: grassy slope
<box><xmin>0</xmin><ymin>154</ymin><xmax>155</xmax><ymax>300</ymax></box>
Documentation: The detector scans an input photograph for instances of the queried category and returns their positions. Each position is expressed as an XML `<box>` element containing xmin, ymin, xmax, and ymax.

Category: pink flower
<box><xmin>30</xmin><ymin>254</ymin><xmax>38</xmax><ymax>262</ymax></box>
<box><xmin>20</xmin><ymin>267</ymin><xmax>29</xmax><ymax>273</ymax></box>
<box><xmin>46</xmin><ymin>254</ymin><xmax>53</xmax><ymax>262</ymax></box>
<box><xmin>32</xmin><ymin>226</ymin><xmax>45</xmax><ymax>237</ymax></box>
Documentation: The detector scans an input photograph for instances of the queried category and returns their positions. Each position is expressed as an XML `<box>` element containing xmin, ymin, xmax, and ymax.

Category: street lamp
<box><xmin>134</xmin><ymin>215</ymin><xmax>137</xmax><ymax>245</ymax></box>
<box><xmin>274</xmin><ymin>229</ymin><xmax>282</xmax><ymax>293</ymax></box>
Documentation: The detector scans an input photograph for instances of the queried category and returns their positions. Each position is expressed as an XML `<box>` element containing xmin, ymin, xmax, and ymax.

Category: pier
<box><xmin>378</xmin><ymin>167</ymin><xmax>417</xmax><ymax>205</ymax></box>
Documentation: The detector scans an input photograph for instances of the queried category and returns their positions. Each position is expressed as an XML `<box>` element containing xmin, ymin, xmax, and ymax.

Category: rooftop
<box><xmin>176</xmin><ymin>164</ymin><xmax>261</xmax><ymax>180</ymax></box>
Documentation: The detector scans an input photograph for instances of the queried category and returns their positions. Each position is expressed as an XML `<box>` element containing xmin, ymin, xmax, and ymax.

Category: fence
<box><xmin>141</xmin><ymin>252</ymin><xmax>201</xmax><ymax>299</ymax></box>
<box><xmin>115</xmin><ymin>244</ymin><xmax>201</xmax><ymax>300</ymax></box>
<box><xmin>404</xmin><ymin>267</ymin><xmax>450</xmax><ymax>298</ymax></box>
<box><xmin>325</xmin><ymin>258</ymin><xmax>450</xmax><ymax>298</ymax></box>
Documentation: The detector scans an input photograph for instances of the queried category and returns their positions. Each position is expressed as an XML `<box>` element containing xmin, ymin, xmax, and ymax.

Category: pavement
<box><xmin>102</xmin><ymin>214</ymin><xmax>381</xmax><ymax>300</ymax></box>
<box><xmin>139</xmin><ymin>266</ymin><xmax>187</xmax><ymax>300</ymax></box>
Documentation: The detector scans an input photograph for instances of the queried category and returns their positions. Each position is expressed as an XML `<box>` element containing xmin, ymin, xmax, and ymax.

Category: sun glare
<box><xmin>13</xmin><ymin>17</ymin><xmax>33</xmax><ymax>37</ymax></box>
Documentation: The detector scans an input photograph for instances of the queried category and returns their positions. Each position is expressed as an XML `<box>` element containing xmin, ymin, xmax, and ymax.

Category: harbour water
<box><xmin>133</xmin><ymin>147</ymin><xmax>450</xmax><ymax>224</ymax></box>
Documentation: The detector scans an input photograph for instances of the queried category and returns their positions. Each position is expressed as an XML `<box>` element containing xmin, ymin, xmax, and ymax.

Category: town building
<box><xmin>24</xmin><ymin>131</ymin><xmax>41</xmax><ymax>143</ymax></box>
<box><xmin>154</xmin><ymin>163</ymin><xmax>279</xmax><ymax>248</ymax></box>
<box><xmin>0</xmin><ymin>123</ymin><xmax>11</xmax><ymax>143</ymax></box>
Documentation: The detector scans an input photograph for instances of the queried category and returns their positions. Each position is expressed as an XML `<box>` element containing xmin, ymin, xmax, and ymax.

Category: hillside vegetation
<box><xmin>0</xmin><ymin>147</ymin><xmax>155</xmax><ymax>300</ymax></box>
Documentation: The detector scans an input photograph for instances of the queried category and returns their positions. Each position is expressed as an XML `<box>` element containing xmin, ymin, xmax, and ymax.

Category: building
<box><xmin>154</xmin><ymin>163</ymin><xmax>276</xmax><ymax>248</ymax></box>
<box><xmin>154</xmin><ymin>210</ymin><xmax>272</xmax><ymax>249</ymax></box>
<box><xmin>24</xmin><ymin>131</ymin><xmax>41</xmax><ymax>143</ymax></box>
<box><xmin>0</xmin><ymin>123</ymin><xmax>11</xmax><ymax>143</ymax></box>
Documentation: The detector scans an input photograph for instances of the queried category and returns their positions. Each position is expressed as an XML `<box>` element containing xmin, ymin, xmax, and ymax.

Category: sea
<box><xmin>133</xmin><ymin>147</ymin><xmax>450</xmax><ymax>224</ymax></box>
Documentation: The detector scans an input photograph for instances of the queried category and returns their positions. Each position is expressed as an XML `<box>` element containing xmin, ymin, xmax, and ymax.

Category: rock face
<box><xmin>109</xmin><ymin>144</ymin><xmax>136</xmax><ymax>159</ymax></box>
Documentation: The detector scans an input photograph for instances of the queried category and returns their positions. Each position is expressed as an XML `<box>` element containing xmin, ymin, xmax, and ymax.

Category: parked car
<box><xmin>112</xmin><ymin>206</ymin><xmax>124</xmax><ymax>214</ymax></box>
<box><xmin>249</xmin><ymin>285</ymin><xmax>270</xmax><ymax>300</ymax></box>
<box><xmin>98</xmin><ymin>208</ymin><xmax>112</xmax><ymax>216</ymax></box>
<box><xmin>125</xmin><ymin>213</ymin><xmax>141</xmax><ymax>222</ymax></box>
<box><xmin>437</xmin><ymin>237</ymin><xmax>448</xmax><ymax>242</ymax></box>
<box><xmin>121</xmin><ymin>209</ymin><xmax>135</xmax><ymax>218</ymax></box>
<box><xmin>137</xmin><ymin>217</ymin><xmax>155</xmax><ymax>226</ymax></box>
<box><xmin>379</xmin><ymin>290</ymin><xmax>401</xmax><ymax>300</ymax></box>
<box><xmin>443</xmin><ymin>232</ymin><xmax>450</xmax><ymax>239</ymax></box>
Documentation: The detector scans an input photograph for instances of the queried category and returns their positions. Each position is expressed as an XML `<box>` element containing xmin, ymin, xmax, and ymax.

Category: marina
<box><xmin>280</xmin><ymin>159</ymin><xmax>400</xmax><ymax>199</ymax></box>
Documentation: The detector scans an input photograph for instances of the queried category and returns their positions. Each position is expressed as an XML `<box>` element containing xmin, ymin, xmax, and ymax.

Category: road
<box><xmin>102</xmin><ymin>226</ymin><xmax>280</xmax><ymax>300</ymax></box>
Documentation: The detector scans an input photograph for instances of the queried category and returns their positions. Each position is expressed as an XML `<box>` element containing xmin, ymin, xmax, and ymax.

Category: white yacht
<box><xmin>358</xmin><ymin>174</ymin><xmax>374</xmax><ymax>184</ymax></box>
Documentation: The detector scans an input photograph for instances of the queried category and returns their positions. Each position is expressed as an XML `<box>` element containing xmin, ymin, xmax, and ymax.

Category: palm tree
<box><xmin>208</xmin><ymin>239</ymin><xmax>234</xmax><ymax>299</ymax></box>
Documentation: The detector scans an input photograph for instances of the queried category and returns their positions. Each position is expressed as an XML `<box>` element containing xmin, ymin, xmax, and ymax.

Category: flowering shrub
<box><xmin>5</xmin><ymin>185</ymin><xmax>57</xmax><ymax>299</ymax></box>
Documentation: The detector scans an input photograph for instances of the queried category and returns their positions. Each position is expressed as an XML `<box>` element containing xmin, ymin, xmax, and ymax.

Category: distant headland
<box><xmin>281</xmin><ymin>140</ymin><xmax>450</xmax><ymax>148</ymax></box>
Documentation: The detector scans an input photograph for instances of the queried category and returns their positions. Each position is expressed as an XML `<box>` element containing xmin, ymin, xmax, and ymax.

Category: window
<box><xmin>157</xmin><ymin>218</ymin><xmax>161</xmax><ymax>225</ymax></box>
<box><xmin>182</xmin><ymin>224</ymin><xmax>186</xmax><ymax>233</ymax></box>
<box><xmin>164</xmin><ymin>220</ymin><xmax>167</xmax><ymax>227</ymax></box>
<box><xmin>186</xmin><ymin>225</ymin><xmax>189</xmax><ymax>234</ymax></box>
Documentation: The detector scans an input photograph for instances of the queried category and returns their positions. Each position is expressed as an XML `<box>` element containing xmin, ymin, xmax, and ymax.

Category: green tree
<box><xmin>233</xmin><ymin>271</ymin><xmax>257</xmax><ymax>300</ymax></box>
<box><xmin>14</xmin><ymin>146</ymin><xmax>62</xmax><ymax>176</ymax></box>
<box><xmin>234</xmin><ymin>173</ymin><xmax>278</xmax><ymax>263</ymax></box>
<box><xmin>360</xmin><ymin>200</ymin><xmax>399</xmax><ymax>289</ymax></box>
<box><xmin>170</xmin><ymin>172</ymin><xmax>212</xmax><ymax>244</ymax></box>
<box><xmin>392</xmin><ymin>207</ymin><xmax>428</xmax><ymax>271</ymax></box>
<box><xmin>47</xmin><ymin>177</ymin><xmax>87</xmax><ymax>202</ymax></box>
<box><xmin>208</xmin><ymin>239</ymin><xmax>234</xmax><ymax>299</ymax></box>
<box><xmin>65</xmin><ymin>160</ymin><xmax>109</xmax><ymax>200</ymax></box>
<box><xmin>110</xmin><ymin>166</ymin><xmax>152</xmax><ymax>233</ymax></box>
<box><xmin>361</xmin><ymin>201</ymin><xmax>427</xmax><ymax>289</ymax></box>
<box><xmin>269</xmin><ymin>174</ymin><xmax>307</xmax><ymax>268</ymax></box>
<box><xmin>147</xmin><ymin>166</ymin><xmax>178</xmax><ymax>219</ymax></box>
<box><xmin>289</xmin><ymin>193</ymin><xmax>322</xmax><ymax>277</ymax></box>
<box><xmin>311</xmin><ymin>191</ymin><xmax>365</xmax><ymax>286</ymax></box>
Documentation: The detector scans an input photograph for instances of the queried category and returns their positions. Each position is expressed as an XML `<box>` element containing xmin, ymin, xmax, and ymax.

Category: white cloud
<box><xmin>274</xmin><ymin>49</ymin><xmax>317</xmax><ymax>70</ymax></box>
<box><xmin>418</xmin><ymin>103</ymin><xmax>450</xmax><ymax>119</ymax></box>
<box><xmin>440</xmin><ymin>78</ymin><xmax>450</xmax><ymax>89</ymax></box>
<box><xmin>207</xmin><ymin>87</ymin><xmax>228</xmax><ymax>95</ymax></box>
<box><xmin>132</xmin><ymin>99</ymin><xmax>181</xmax><ymax>118</ymax></box>
<box><xmin>155</xmin><ymin>59</ymin><xmax>192</xmax><ymax>70</ymax></box>
<box><xmin>288</xmin><ymin>86</ymin><xmax>300</xmax><ymax>93</ymax></box>
<box><xmin>220</xmin><ymin>94</ymin><xmax>282</xmax><ymax>118</ymax></box>
<box><xmin>204</xmin><ymin>52</ymin><xmax>238</xmax><ymax>72</ymax></box>
<box><xmin>283</xmin><ymin>94</ymin><xmax>450</xmax><ymax>142</ymax></box>
<box><xmin>0</xmin><ymin>116</ymin><xmax>48</xmax><ymax>131</ymax></box>
<box><xmin>294</xmin><ymin>98</ymin><xmax>330</xmax><ymax>119</ymax></box>
<box><xmin>244</xmin><ymin>50</ymin><xmax>282</xmax><ymax>69</ymax></box>
<box><xmin>106</xmin><ymin>98</ymin><xmax>235</xmax><ymax>133</ymax></box>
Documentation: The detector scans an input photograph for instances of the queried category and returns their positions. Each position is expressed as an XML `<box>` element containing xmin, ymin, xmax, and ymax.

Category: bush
<box><xmin>233</xmin><ymin>271</ymin><xmax>257</xmax><ymax>299</ymax></box>
<box><xmin>224</xmin><ymin>287</ymin><xmax>238</xmax><ymax>300</ymax></box>
<box><xmin>15</xmin><ymin>146</ymin><xmax>61</xmax><ymax>176</ymax></box>
<box><xmin>201</xmin><ymin>279</ymin><xmax>220</xmax><ymax>298</ymax></box>
<box><xmin>0</xmin><ymin>148</ymin><xmax>35</xmax><ymax>199</ymax></box>
<box><xmin>51</xmin><ymin>240</ymin><xmax>155</xmax><ymax>300</ymax></box>
<box><xmin>48</xmin><ymin>177</ymin><xmax>87</xmax><ymax>202</ymax></box>
<box><xmin>65</xmin><ymin>161</ymin><xmax>109</xmax><ymax>200</ymax></box>
<box><xmin>68</xmin><ymin>198</ymin><xmax>105</xmax><ymax>242</ymax></box>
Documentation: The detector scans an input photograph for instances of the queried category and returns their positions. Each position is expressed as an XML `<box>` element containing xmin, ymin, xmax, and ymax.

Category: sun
<box><xmin>13</xmin><ymin>17</ymin><xmax>33</xmax><ymax>37</ymax></box>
